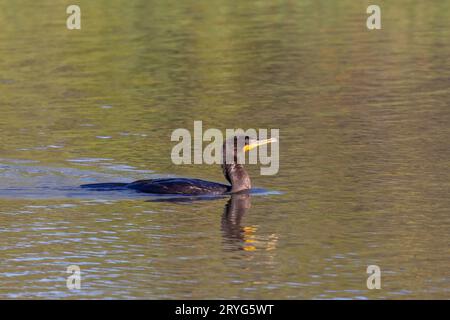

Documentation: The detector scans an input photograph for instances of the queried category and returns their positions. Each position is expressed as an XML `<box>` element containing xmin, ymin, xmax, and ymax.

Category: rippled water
<box><xmin>0</xmin><ymin>0</ymin><xmax>449</xmax><ymax>299</ymax></box>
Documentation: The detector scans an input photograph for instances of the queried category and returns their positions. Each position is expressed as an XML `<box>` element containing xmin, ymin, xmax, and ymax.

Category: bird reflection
<box><xmin>221</xmin><ymin>192</ymin><xmax>258</xmax><ymax>251</ymax></box>
<box><xmin>146</xmin><ymin>192</ymin><xmax>278</xmax><ymax>252</ymax></box>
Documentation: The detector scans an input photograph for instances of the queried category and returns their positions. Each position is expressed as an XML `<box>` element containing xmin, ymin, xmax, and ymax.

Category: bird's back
<box><xmin>127</xmin><ymin>178</ymin><xmax>230</xmax><ymax>195</ymax></box>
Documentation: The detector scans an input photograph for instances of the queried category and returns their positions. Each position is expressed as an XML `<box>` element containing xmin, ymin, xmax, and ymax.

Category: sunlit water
<box><xmin>0</xmin><ymin>0</ymin><xmax>449</xmax><ymax>299</ymax></box>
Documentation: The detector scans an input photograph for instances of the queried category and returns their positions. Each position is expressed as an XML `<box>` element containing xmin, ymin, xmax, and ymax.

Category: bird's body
<box><xmin>128</xmin><ymin>178</ymin><xmax>229</xmax><ymax>195</ymax></box>
<box><xmin>81</xmin><ymin>136</ymin><xmax>276</xmax><ymax>195</ymax></box>
<box><xmin>81</xmin><ymin>178</ymin><xmax>229</xmax><ymax>195</ymax></box>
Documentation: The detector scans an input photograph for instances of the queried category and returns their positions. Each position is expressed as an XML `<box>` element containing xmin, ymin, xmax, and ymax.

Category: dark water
<box><xmin>0</xmin><ymin>0</ymin><xmax>449</xmax><ymax>299</ymax></box>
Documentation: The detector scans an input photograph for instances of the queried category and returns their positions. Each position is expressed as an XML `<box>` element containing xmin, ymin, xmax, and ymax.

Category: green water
<box><xmin>0</xmin><ymin>0</ymin><xmax>449</xmax><ymax>299</ymax></box>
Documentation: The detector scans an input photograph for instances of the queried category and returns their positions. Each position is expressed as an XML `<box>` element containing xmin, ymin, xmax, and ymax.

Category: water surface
<box><xmin>0</xmin><ymin>0</ymin><xmax>449</xmax><ymax>299</ymax></box>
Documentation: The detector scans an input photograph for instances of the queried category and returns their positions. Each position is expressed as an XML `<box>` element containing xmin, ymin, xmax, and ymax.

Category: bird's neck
<box><xmin>222</xmin><ymin>163</ymin><xmax>251</xmax><ymax>193</ymax></box>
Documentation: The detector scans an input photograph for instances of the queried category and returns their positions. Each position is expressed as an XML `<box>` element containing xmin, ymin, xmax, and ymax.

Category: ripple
<box><xmin>67</xmin><ymin>158</ymin><xmax>113</xmax><ymax>163</ymax></box>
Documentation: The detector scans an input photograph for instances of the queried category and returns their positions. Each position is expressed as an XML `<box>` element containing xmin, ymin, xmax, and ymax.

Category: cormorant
<box><xmin>81</xmin><ymin>136</ymin><xmax>276</xmax><ymax>195</ymax></box>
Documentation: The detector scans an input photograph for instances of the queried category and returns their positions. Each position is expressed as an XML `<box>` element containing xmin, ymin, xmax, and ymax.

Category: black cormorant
<box><xmin>81</xmin><ymin>136</ymin><xmax>276</xmax><ymax>195</ymax></box>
